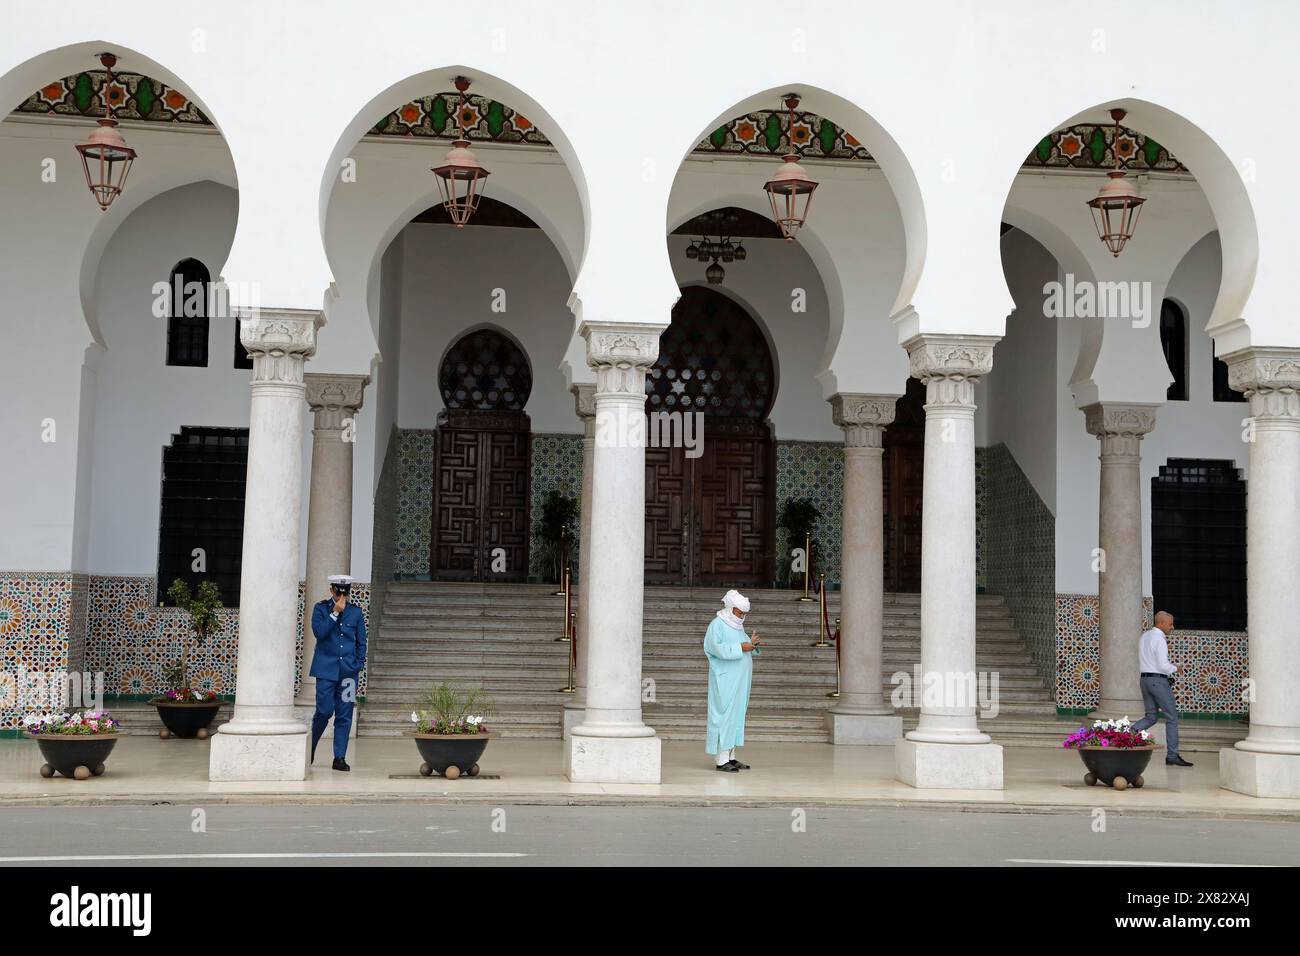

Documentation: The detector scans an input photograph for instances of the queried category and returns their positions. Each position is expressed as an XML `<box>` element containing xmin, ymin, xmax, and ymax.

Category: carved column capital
<box><xmin>1224</xmin><ymin>346</ymin><xmax>1300</xmax><ymax>424</ymax></box>
<box><xmin>581</xmin><ymin>321</ymin><xmax>666</xmax><ymax>400</ymax></box>
<box><xmin>1082</xmin><ymin>402</ymin><xmax>1158</xmax><ymax>459</ymax></box>
<box><xmin>240</xmin><ymin>309</ymin><xmax>322</xmax><ymax>388</ymax></box>
<box><xmin>902</xmin><ymin>334</ymin><xmax>997</xmax><ymax>409</ymax></box>
<box><xmin>831</xmin><ymin>393</ymin><xmax>897</xmax><ymax>449</ymax></box>
<box><xmin>571</xmin><ymin>382</ymin><xmax>598</xmax><ymax>420</ymax></box>
<box><xmin>305</xmin><ymin>373</ymin><xmax>369</xmax><ymax>431</ymax></box>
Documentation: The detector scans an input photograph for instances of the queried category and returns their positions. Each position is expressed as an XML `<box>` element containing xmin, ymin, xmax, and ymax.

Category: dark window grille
<box><xmin>1213</xmin><ymin>352</ymin><xmax>1247</xmax><ymax>403</ymax></box>
<box><xmin>157</xmin><ymin>426</ymin><xmax>249</xmax><ymax>607</ymax></box>
<box><xmin>438</xmin><ymin>328</ymin><xmax>532</xmax><ymax>411</ymax></box>
<box><xmin>165</xmin><ymin>259</ymin><xmax>210</xmax><ymax>367</ymax></box>
<box><xmin>1151</xmin><ymin>458</ymin><xmax>1246</xmax><ymax>631</ymax></box>
<box><xmin>1159</xmin><ymin>299</ymin><xmax>1187</xmax><ymax>401</ymax></box>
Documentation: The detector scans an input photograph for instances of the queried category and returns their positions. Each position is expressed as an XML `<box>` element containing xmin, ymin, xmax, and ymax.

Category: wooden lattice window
<box><xmin>439</xmin><ymin>328</ymin><xmax>532</xmax><ymax>411</ymax></box>
<box><xmin>165</xmin><ymin>258</ymin><xmax>210</xmax><ymax>367</ymax></box>
<box><xmin>157</xmin><ymin>426</ymin><xmax>248</xmax><ymax>607</ymax></box>
<box><xmin>647</xmin><ymin>286</ymin><xmax>775</xmax><ymax>419</ymax></box>
<box><xmin>1151</xmin><ymin>458</ymin><xmax>1246</xmax><ymax>631</ymax></box>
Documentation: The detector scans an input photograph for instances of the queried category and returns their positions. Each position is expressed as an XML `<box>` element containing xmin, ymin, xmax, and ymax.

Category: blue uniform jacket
<box><xmin>310</xmin><ymin>599</ymin><xmax>367</xmax><ymax>681</ymax></box>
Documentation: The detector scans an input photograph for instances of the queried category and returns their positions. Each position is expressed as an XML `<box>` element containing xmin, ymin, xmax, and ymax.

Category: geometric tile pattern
<box><xmin>775</xmin><ymin>441</ymin><xmax>844</xmax><ymax>589</ymax></box>
<box><xmin>528</xmin><ymin>434</ymin><xmax>584</xmax><ymax>579</ymax></box>
<box><xmin>0</xmin><ymin>572</ymin><xmax>84</xmax><ymax>732</ymax></box>
<box><xmin>975</xmin><ymin>447</ymin><xmax>987</xmax><ymax>591</ymax></box>
<box><xmin>982</xmin><ymin>444</ymin><xmax>1055</xmax><ymax>685</ymax></box>
<box><xmin>395</xmin><ymin>429</ymin><xmax>436</xmax><ymax>577</ymax></box>
<box><xmin>1054</xmin><ymin>593</ymin><xmax>1247</xmax><ymax>714</ymax></box>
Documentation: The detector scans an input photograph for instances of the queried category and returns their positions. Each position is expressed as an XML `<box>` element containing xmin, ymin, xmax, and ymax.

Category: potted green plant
<box><xmin>533</xmin><ymin>489</ymin><xmax>579</xmax><ymax>584</ymax></box>
<box><xmin>24</xmin><ymin>711</ymin><xmax>123</xmax><ymax>780</ymax></box>
<box><xmin>1063</xmin><ymin>716</ymin><xmax>1158</xmax><ymax>790</ymax></box>
<box><xmin>150</xmin><ymin>578</ymin><xmax>225</xmax><ymax>739</ymax></box>
<box><xmin>777</xmin><ymin>497</ymin><xmax>822</xmax><ymax>587</ymax></box>
<box><xmin>407</xmin><ymin>682</ymin><xmax>495</xmax><ymax>779</ymax></box>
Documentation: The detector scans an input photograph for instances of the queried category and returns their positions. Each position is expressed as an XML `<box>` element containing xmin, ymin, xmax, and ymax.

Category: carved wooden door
<box><xmin>692</xmin><ymin>420</ymin><xmax>773</xmax><ymax>587</ymax></box>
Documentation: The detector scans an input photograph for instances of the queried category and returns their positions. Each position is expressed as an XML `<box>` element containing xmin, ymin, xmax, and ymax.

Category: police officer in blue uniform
<box><xmin>310</xmin><ymin>574</ymin><xmax>367</xmax><ymax>771</ymax></box>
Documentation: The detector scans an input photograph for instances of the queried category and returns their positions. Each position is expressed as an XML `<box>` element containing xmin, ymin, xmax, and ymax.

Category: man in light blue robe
<box><xmin>705</xmin><ymin>589</ymin><xmax>761</xmax><ymax>771</ymax></box>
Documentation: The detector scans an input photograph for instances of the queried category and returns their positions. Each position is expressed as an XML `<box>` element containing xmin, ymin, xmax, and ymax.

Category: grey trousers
<box><xmin>1132</xmin><ymin>674</ymin><xmax>1180</xmax><ymax>759</ymax></box>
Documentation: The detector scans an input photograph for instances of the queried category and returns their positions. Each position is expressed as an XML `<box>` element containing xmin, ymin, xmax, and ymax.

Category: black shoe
<box><xmin>1166</xmin><ymin>756</ymin><xmax>1193</xmax><ymax>767</ymax></box>
<box><xmin>332</xmin><ymin>757</ymin><xmax>351</xmax><ymax>772</ymax></box>
<box><xmin>732</xmin><ymin>760</ymin><xmax>750</xmax><ymax>770</ymax></box>
<box><xmin>715</xmin><ymin>761</ymin><xmax>740</xmax><ymax>772</ymax></box>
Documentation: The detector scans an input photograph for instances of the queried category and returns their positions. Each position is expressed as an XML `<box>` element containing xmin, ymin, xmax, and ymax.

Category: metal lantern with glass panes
<box><xmin>431</xmin><ymin>76</ymin><xmax>490</xmax><ymax>227</ymax></box>
<box><xmin>762</xmin><ymin>94</ymin><xmax>818</xmax><ymax>240</ymax></box>
<box><xmin>1086</xmin><ymin>108</ymin><xmax>1146</xmax><ymax>257</ymax></box>
<box><xmin>76</xmin><ymin>53</ymin><xmax>136</xmax><ymax>212</ymax></box>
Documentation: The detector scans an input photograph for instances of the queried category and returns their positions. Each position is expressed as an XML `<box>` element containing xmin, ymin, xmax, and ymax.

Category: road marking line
<box><xmin>1006</xmin><ymin>859</ymin><xmax>1274</xmax><ymax>867</ymax></box>
<box><xmin>0</xmin><ymin>851</ymin><xmax>526</xmax><ymax>862</ymax></box>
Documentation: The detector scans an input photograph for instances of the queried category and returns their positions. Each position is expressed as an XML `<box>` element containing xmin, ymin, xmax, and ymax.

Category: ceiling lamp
<box><xmin>683</xmin><ymin>210</ymin><xmax>746</xmax><ymax>285</ymax></box>
<box><xmin>76</xmin><ymin>53</ymin><xmax>136</xmax><ymax>212</ymax></box>
<box><xmin>431</xmin><ymin>76</ymin><xmax>490</xmax><ymax>227</ymax></box>
<box><xmin>762</xmin><ymin>94</ymin><xmax>818</xmax><ymax>241</ymax></box>
<box><xmin>1086</xmin><ymin>108</ymin><xmax>1146</xmax><ymax>257</ymax></box>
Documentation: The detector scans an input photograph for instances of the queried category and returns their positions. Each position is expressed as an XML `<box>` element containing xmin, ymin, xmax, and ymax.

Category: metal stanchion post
<box><xmin>553</xmin><ymin>527</ymin><xmax>568</xmax><ymax>596</ymax></box>
<box><xmin>798</xmin><ymin>533</ymin><xmax>815</xmax><ymax>602</ymax></box>
<box><xmin>813</xmin><ymin>572</ymin><xmax>832</xmax><ymax>646</ymax></box>
<box><xmin>827</xmin><ymin>616</ymin><xmax>841</xmax><ymax>698</ymax></box>
<box><xmin>555</xmin><ymin>566</ymin><xmax>572</xmax><ymax>643</ymax></box>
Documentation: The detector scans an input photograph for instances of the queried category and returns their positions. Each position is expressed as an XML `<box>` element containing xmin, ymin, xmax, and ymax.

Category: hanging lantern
<box><xmin>706</xmin><ymin>260</ymin><xmax>725</xmax><ymax>284</ymax></box>
<box><xmin>431</xmin><ymin>77</ymin><xmax>490</xmax><ymax>227</ymax></box>
<box><xmin>734</xmin><ymin>242</ymin><xmax>747</xmax><ymax>261</ymax></box>
<box><xmin>76</xmin><ymin>53</ymin><xmax>136</xmax><ymax>212</ymax></box>
<box><xmin>763</xmin><ymin>94</ymin><xmax>818</xmax><ymax>241</ymax></box>
<box><xmin>1086</xmin><ymin>108</ymin><xmax>1146</xmax><ymax>257</ymax></box>
<box><xmin>685</xmin><ymin>240</ymin><xmax>700</xmax><ymax>260</ymax></box>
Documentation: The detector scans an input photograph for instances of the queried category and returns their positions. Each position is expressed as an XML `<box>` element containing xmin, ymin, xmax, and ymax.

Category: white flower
<box><xmin>466</xmin><ymin>715</ymin><xmax>482</xmax><ymax>726</ymax></box>
<box><xmin>410</xmin><ymin>711</ymin><xmax>419</xmax><ymax>723</ymax></box>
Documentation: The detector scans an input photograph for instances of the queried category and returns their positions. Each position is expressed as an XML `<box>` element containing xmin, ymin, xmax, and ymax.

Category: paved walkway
<box><xmin>3</xmin><ymin>737</ymin><xmax>1298</xmax><ymax>820</ymax></box>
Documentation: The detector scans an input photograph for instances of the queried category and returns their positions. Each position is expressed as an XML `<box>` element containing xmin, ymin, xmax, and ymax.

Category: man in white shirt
<box><xmin>1132</xmin><ymin>611</ymin><xmax>1192</xmax><ymax>767</ymax></box>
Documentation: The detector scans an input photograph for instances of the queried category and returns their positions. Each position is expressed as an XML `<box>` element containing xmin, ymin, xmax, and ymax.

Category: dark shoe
<box><xmin>1166</xmin><ymin>756</ymin><xmax>1193</xmax><ymax>767</ymax></box>
<box><xmin>715</xmin><ymin>761</ymin><xmax>740</xmax><ymax>772</ymax></box>
<box><xmin>332</xmin><ymin>757</ymin><xmax>351</xmax><ymax>772</ymax></box>
<box><xmin>732</xmin><ymin>760</ymin><xmax>751</xmax><ymax>770</ymax></box>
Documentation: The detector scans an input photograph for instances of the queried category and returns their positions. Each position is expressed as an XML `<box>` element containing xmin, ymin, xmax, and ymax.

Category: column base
<box><xmin>825</xmin><ymin>711</ymin><xmax>902</xmax><ymax>745</ymax></box>
<box><xmin>291</xmin><ymin>703</ymin><xmax>359</xmax><ymax>742</ymax></box>
<box><xmin>209</xmin><ymin>728</ymin><xmax>310</xmax><ymax>781</ymax></box>
<box><xmin>562</xmin><ymin>704</ymin><xmax>585</xmax><ymax>740</ymax></box>
<box><xmin>1219</xmin><ymin>747</ymin><xmax>1300</xmax><ymax>798</ymax></box>
<box><xmin>895</xmin><ymin>737</ymin><xmax>1003</xmax><ymax>790</ymax></box>
<box><xmin>565</xmin><ymin>731</ymin><xmax>661</xmax><ymax>784</ymax></box>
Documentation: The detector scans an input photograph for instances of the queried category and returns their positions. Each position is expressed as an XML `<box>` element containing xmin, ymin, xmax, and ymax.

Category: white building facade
<box><xmin>2</xmin><ymin>1</ymin><xmax>1297</xmax><ymax>795</ymax></box>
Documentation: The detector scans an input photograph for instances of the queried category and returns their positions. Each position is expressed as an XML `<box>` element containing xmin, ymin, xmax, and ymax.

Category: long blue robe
<box><xmin>704</xmin><ymin>615</ymin><xmax>759</xmax><ymax>754</ymax></box>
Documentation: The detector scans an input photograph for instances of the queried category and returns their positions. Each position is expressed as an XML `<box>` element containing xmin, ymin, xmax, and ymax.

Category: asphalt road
<box><xmin>0</xmin><ymin>804</ymin><xmax>1294</xmax><ymax>866</ymax></box>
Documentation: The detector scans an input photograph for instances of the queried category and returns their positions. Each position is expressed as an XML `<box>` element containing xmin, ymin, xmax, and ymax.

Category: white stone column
<box><xmin>563</xmin><ymin>382</ymin><xmax>596</xmax><ymax>739</ymax></box>
<box><xmin>564</xmin><ymin>322</ymin><xmax>665</xmax><ymax>783</ymax></box>
<box><xmin>210</xmin><ymin>309</ymin><xmax>321</xmax><ymax>781</ymax></box>
<box><xmin>296</xmin><ymin>373</ymin><xmax>368</xmax><ymax>718</ymax></box>
<box><xmin>827</xmin><ymin>394</ymin><xmax>902</xmax><ymax>744</ymax></box>
<box><xmin>1220</xmin><ymin>348</ymin><xmax>1300</xmax><ymax>797</ymax></box>
<box><xmin>1082</xmin><ymin>402</ymin><xmax>1157</xmax><ymax>718</ymax></box>
<box><xmin>895</xmin><ymin>335</ymin><xmax>1003</xmax><ymax>789</ymax></box>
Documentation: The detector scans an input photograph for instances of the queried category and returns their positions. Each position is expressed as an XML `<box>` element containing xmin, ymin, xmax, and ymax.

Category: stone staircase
<box><xmin>359</xmin><ymin>582</ymin><xmax>1061</xmax><ymax>744</ymax></box>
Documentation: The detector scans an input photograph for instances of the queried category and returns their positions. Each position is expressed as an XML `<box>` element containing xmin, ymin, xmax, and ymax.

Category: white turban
<box><xmin>722</xmin><ymin>589</ymin><xmax>750</xmax><ymax>613</ymax></box>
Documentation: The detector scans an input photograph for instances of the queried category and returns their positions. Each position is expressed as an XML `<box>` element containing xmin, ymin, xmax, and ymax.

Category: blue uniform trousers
<box><xmin>311</xmin><ymin>674</ymin><xmax>357</xmax><ymax>761</ymax></box>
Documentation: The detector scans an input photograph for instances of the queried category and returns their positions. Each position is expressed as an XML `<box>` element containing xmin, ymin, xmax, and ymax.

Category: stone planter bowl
<box><xmin>1076</xmin><ymin>744</ymin><xmax>1157</xmax><ymax>790</ymax></box>
<box><xmin>30</xmin><ymin>733</ymin><xmax>123</xmax><ymax>780</ymax></box>
<box><xmin>408</xmin><ymin>731</ymin><xmax>495</xmax><ymax>779</ymax></box>
<box><xmin>150</xmin><ymin>699</ymin><xmax>225</xmax><ymax>739</ymax></box>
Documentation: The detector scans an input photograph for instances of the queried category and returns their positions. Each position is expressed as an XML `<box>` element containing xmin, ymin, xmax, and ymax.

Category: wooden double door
<box><xmin>644</xmin><ymin>417</ymin><xmax>774</xmax><ymax>587</ymax></box>
<box><xmin>430</xmin><ymin>410</ymin><xmax>531</xmax><ymax>582</ymax></box>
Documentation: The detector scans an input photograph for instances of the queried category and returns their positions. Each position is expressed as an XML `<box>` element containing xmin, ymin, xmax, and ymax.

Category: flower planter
<box><xmin>150</xmin><ymin>699</ymin><xmax>224</xmax><ymax>739</ymax></box>
<box><xmin>408</xmin><ymin>731</ymin><xmax>495</xmax><ymax>779</ymax></box>
<box><xmin>30</xmin><ymin>733</ymin><xmax>123</xmax><ymax>780</ymax></box>
<box><xmin>1077</xmin><ymin>745</ymin><xmax>1157</xmax><ymax>790</ymax></box>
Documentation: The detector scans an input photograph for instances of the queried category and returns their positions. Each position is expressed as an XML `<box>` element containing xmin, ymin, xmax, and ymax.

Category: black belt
<box><xmin>1140</xmin><ymin>672</ymin><xmax>1170</xmax><ymax>678</ymax></box>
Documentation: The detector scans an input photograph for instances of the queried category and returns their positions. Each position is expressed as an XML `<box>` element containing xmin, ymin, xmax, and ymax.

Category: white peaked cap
<box><xmin>722</xmin><ymin>589</ymin><xmax>750</xmax><ymax>613</ymax></box>
<box><xmin>328</xmin><ymin>574</ymin><xmax>354</xmax><ymax>586</ymax></box>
